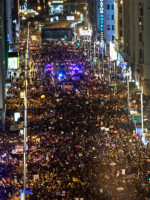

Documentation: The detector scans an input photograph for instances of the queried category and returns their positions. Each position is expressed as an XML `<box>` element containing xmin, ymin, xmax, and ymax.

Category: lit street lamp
<box><xmin>126</xmin><ymin>72</ymin><xmax>130</xmax><ymax>109</ymax></box>
<box><xmin>141</xmin><ymin>86</ymin><xmax>144</xmax><ymax>135</ymax></box>
<box><xmin>37</xmin><ymin>5</ymin><xmax>42</xmax><ymax>11</ymax></box>
<box><xmin>77</xmin><ymin>11</ymin><xmax>80</xmax><ymax>16</ymax></box>
<box><xmin>48</xmin><ymin>1</ymin><xmax>51</xmax><ymax>6</ymax></box>
<box><xmin>20</xmin><ymin>21</ymin><xmax>30</xmax><ymax>200</ymax></box>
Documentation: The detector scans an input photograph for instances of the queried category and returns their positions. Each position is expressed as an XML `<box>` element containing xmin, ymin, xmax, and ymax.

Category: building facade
<box><xmin>0</xmin><ymin>0</ymin><xmax>8</xmax><ymax>130</ymax></box>
<box><xmin>114</xmin><ymin>0</ymin><xmax>150</xmax><ymax>96</ymax></box>
<box><xmin>104</xmin><ymin>0</ymin><xmax>115</xmax><ymax>44</ymax></box>
<box><xmin>87</xmin><ymin>0</ymin><xmax>114</xmax><ymax>44</ymax></box>
<box><xmin>87</xmin><ymin>0</ymin><xmax>100</xmax><ymax>36</ymax></box>
<box><xmin>6</xmin><ymin>0</ymin><xmax>20</xmax><ymax>48</ymax></box>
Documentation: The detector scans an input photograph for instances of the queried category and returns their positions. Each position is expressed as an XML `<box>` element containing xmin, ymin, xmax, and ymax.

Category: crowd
<box><xmin>0</xmin><ymin>41</ymin><xmax>150</xmax><ymax>200</ymax></box>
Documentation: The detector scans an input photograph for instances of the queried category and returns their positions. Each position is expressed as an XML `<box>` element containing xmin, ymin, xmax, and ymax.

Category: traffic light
<box><xmin>76</xmin><ymin>41</ymin><xmax>80</xmax><ymax>46</ymax></box>
<box><xmin>123</xmin><ymin>106</ymin><xmax>126</xmax><ymax>111</ymax></box>
<box><xmin>64</xmin><ymin>35</ymin><xmax>67</xmax><ymax>39</ymax></box>
<box><xmin>14</xmin><ymin>176</ymin><xmax>17</xmax><ymax>182</ymax></box>
<box><xmin>100</xmin><ymin>99</ymin><xmax>104</xmax><ymax>105</ymax></box>
<box><xmin>147</xmin><ymin>173</ymin><xmax>150</xmax><ymax>181</ymax></box>
<box><xmin>110</xmin><ymin>86</ymin><xmax>114</xmax><ymax>92</ymax></box>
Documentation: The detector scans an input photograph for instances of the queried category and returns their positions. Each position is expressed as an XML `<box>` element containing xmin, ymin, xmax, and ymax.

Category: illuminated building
<box><xmin>104</xmin><ymin>0</ymin><xmax>114</xmax><ymax>44</ymax></box>
<box><xmin>87</xmin><ymin>0</ymin><xmax>114</xmax><ymax>44</ymax></box>
<box><xmin>0</xmin><ymin>0</ymin><xmax>8</xmax><ymax>130</ymax></box>
<box><xmin>6</xmin><ymin>0</ymin><xmax>20</xmax><ymax>46</ymax></box>
<box><xmin>114</xmin><ymin>0</ymin><xmax>150</xmax><ymax>95</ymax></box>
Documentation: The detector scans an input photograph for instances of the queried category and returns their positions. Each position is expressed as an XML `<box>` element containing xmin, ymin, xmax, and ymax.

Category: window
<box><xmin>107</xmin><ymin>4</ymin><xmax>110</xmax><ymax>10</ymax></box>
<box><xmin>112</xmin><ymin>4</ymin><xmax>114</xmax><ymax>10</ymax></box>
<box><xmin>107</xmin><ymin>14</ymin><xmax>110</xmax><ymax>20</ymax></box>
<box><xmin>119</xmin><ymin>19</ymin><xmax>122</xmax><ymax>27</ymax></box>
<box><xmin>139</xmin><ymin>49</ymin><xmax>142</xmax><ymax>58</ymax></box>
<box><xmin>120</xmin><ymin>30</ymin><xmax>122</xmax><ymax>37</ymax></box>
<box><xmin>139</xmin><ymin>32</ymin><xmax>142</xmax><ymax>42</ymax></box>
<box><xmin>112</xmin><ymin>25</ymin><xmax>114</xmax><ymax>30</ymax></box>
<box><xmin>112</xmin><ymin>15</ymin><xmax>114</xmax><ymax>20</ymax></box>
<box><xmin>119</xmin><ymin>6</ymin><xmax>122</xmax><ymax>13</ymax></box>
<box><xmin>112</xmin><ymin>35</ymin><xmax>114</xmax><ymax>41</ymax></box>
<box><xmin>107</xmin><ymin>25</ymin><xmax>110</xmax><ymax>30</ymax></box>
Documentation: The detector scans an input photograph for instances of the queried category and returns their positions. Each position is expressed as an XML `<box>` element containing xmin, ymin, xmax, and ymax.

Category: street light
<box><xmin>21</xmin><ymin>22</ymin><xmax>30</xmax><ymax>200</ymax></box>
<box><xmin>126</xmin><ymin>72</ymin><xmax>130</xmax><ymax>109</ymax></box>
<box><xmin>48</xmin><ymin>1</ymin><xmax>51</xmax><ymax>6</ymax></box>
<box><xmin>141</xmin><ymin>86</ymin><xmax>144</xmax><ymax>135</ymax></box>
<box><xmin>37</xmin><ymin>6</ymin><xmax>42</xmax><ymax>11</ymax></box>
<box><xmin>23</xmin><ymin>11</ymin><xmax>29</xmax><ymax>16</ymax></box>
<box><xmin>77</xmin><ymin>11</ymin><xmax>80</xmax><ymax>16</ymax></box>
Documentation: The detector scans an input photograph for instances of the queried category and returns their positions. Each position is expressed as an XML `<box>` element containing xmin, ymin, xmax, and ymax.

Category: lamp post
<box><xmin>94</xmin><ymin>41</ymin><xmax>96</xmax><ymax>59</ymax></box>
<box><xmin>102</xmin><ymin>50</ymin><xmax>104</xmax><ymax>79</ymax></box>
<box><xmin>113</xmin><ymin>62</ymin><xmax>117</xmax><ymax>92</ymax></box>
<box><xmin>141</xmin><ymin>86</ymin><xmax>144</xmax><ymax>135</ymax></box>
<box><xmin>22</xmin><ymin>21</ymin><xmax>30</xmax><ymax>200</ymax></box>
<box><xmin>73</xmin><ymin>21</ymin><xmax>76</xmax><ymax>41</ymax></box>
<box><xmin>126</xmin><ymin>72</ymin><xmax>130</xmax><ymax>109</ymax></box>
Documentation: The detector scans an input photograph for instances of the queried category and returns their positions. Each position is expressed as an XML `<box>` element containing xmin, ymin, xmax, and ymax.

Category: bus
<box><xmin>42</xmin><ymin>28</ymin><xmax>73</xmax><ymax>41</ymax></box>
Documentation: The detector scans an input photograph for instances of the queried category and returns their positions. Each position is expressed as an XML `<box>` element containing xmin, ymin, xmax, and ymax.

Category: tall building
<box><xmin>114</xmin><ymin>0</ymin><xmax>150</xmax><ymax>95</ymax></box>
<box><xmin>87</xmin><ymin>0</ymin><xmax>114</xmax><ymax>44</ymax></box>
<box><xmin>6</xmin><ymin>0</ymin><xmax>20</xmax><ymax>48</ymax></box>
<box><xmin>104</xmin><ymin>0</ymin><xmax>115</xmax><ymax>44</ymax></box>
<box><xmin>87</xmin><ymin>0</ymin><xmax>100</xmax><ymax>36</ymax></box>
<box><xmin>0</xmin><ymin>0</ymin><xmax>8</xmax><ymax>130</ymax></box>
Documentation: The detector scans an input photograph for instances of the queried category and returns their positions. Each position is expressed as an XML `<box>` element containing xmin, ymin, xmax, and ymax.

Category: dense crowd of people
<box><xmin>0</xmin><ymin>41</ymin><xmax>150</xmax><ymax>200</ymax></box>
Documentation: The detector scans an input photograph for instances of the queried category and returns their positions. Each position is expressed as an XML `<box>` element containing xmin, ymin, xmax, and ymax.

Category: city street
<box><xmin>1</xmin><ymin>40</ymin><xmax>149</xmax><ymax>200</ymax></box>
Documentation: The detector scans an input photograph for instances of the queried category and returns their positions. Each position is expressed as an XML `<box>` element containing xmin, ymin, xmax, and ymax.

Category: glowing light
<box><xmin>48</xmin><ymin>1</ymin><xmax>51</xmax><ymax>6</ymax></box>
<box><xmin>23</xmin><ymin>11</ymin><xmax>29</xmax><ymax>16</ymax></box>
<box><xmin>41</xmin><ymin>95</ymin><xmax>45</xmax><ymax>99</ymax></box>
<box><xmin>37</xmin><ymin>6</ymin><xmax>42</xmax><ymax>11</ymax></box>
<box><xmin>46</xmin><ymin>63</ymin><xmax>53</xmax><ymax>73</ymax></box>
<box><xmin>59</xmin><ymin>73</ymin><xmax>63</xmax><ymax>77</ymax></box>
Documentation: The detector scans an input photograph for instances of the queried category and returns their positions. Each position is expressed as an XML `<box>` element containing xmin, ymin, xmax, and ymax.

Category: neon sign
<box><xmin>100</xmin><ymin>0</ymin><xmax>104</xmax><ymax>41</ymax></box>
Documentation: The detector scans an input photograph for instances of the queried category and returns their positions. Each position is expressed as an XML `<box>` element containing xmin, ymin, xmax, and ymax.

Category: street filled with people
<box><xmin>0</xmin><ymin>40</ymin><xmax>150</xmax><ymax>199</ymax></box>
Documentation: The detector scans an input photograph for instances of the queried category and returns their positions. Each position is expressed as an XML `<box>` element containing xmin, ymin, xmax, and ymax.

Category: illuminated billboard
<box><xmin>81</xmin><ymin>30</ymin><xmax>92</xmax><ymax>36</ymax></box>
<box><xmin>100</xmin><ymin>0</ymin><xmax>104</xmax><ymax>41</ymax></box>
<box><xmin>66</xmin><ymin>16</ymin><xmax>75</xmax><ymax>21</ymax></box>
<box><xmin>50</xmin><ymin>5</ymin><xmax>63</xmax><ymax>15</ymax></box>
<box><xmin>8</xmin><ymin>57</ymin><xmax>19</xmax><ymax>70</ymax></box>
<box><xmin>110</xmin><ymin>41</ymin><xmax>117</xmax><ymax>61</ymax></box>
<box><xmin>14</xmin><ymin>112</ymin><xmax>21</xmax><ymax>122</ymax></box>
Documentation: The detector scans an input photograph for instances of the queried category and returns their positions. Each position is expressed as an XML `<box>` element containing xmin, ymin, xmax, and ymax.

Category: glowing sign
<box><xmin>8</xmin><ymin>57</ymin><xmax>19</xmax><ymax>69</ymax></box>
<box><xmin>52</xmin><ymin>0</ymin><xmax>63</xmax><ymax>3</ymax></box>
<box><xmin>81</xmin><ymin>30</ymin><xmax>92</xmax><ymax>36</ymax></box>
<box><xmin>122</xmin><ymin>62</ymin><xmax>128</xmax><ymax>69</ymax></box>
<box><xmin>110</xmin><ymin>41</ymin><xmax>117</xmax><ymax>61</ymax></box>
<box><xmin>66</xmin><ymin>16</ymin><xmax>75</xmax><ymax>21</ymax></box>
<box><xmin>100</xmin><ymin>0</ymin><xmax>104</xmax><ymax>40</ymax></box>
<box><xmin>14</xmin><ymin>112</ymin><xmax>21</xmax><ymax>122</ymax></box>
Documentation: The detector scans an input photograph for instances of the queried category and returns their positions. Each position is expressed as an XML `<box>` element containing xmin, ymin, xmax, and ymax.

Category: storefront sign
<box><xmin>100</xmin><ymin>0</ymin><xmax>104</xmax><ymax>40</ymax></box>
